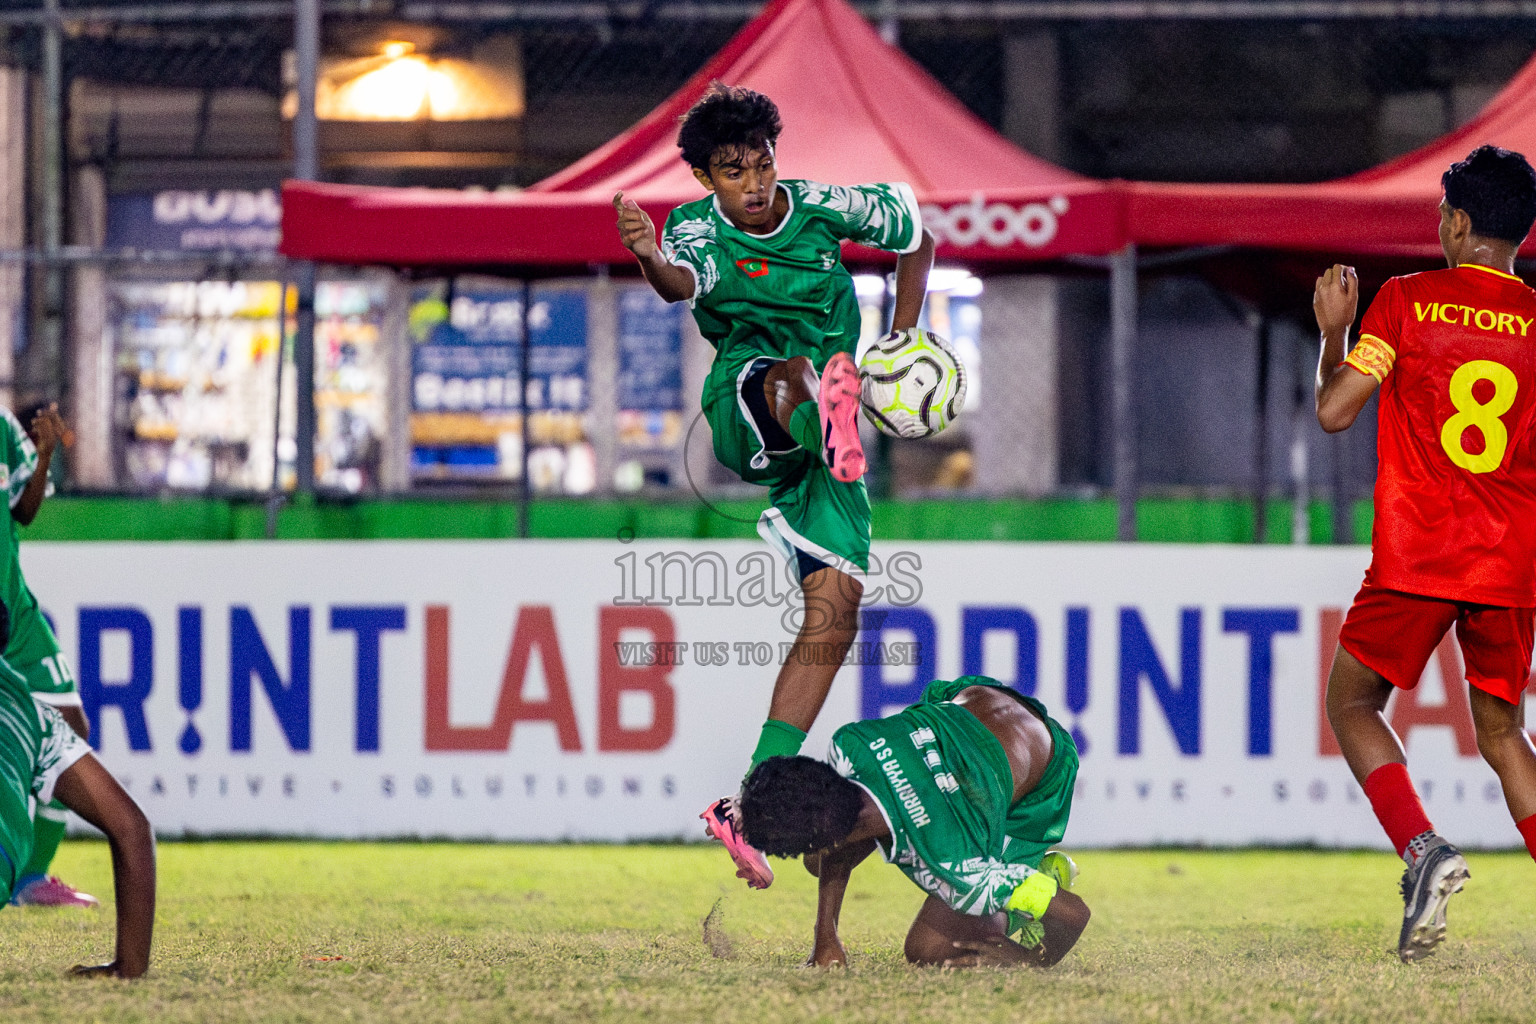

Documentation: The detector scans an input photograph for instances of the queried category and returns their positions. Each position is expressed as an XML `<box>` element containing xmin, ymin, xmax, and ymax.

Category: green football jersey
<box><xmin>828</xmin><ymin>677</ymin><xmax>1077</xmax><ymax>917</ymax></box>
<box><xmin>660</xmin><ymin>179</ymin><xmax>922</xmax><ymax>408</ymax></box>
<box><xmin>0</xmin><ymin>409</ymin><xmax>45</xmax><ymax>615</ymax></box>
<box><xmin>0</xmin><ymin>409</ymin><xmax>60</xmax><ymax>694</ymax></box>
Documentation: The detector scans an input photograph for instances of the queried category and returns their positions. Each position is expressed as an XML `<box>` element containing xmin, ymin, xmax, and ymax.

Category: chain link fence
<box><xmin>0</xmin><ymin>3</ymin><xmax>1532</xmax><ymax>522</ymax></box>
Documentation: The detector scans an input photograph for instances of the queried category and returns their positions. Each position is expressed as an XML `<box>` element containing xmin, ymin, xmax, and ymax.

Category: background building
<box><xmin>2</xmin><ymin>2</ymin><xmax>1534</xmax><ymax>539</ymax></box>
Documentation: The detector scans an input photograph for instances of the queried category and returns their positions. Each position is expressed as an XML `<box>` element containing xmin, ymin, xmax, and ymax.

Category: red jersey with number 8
<box><xmin>1348</xmin><ymin>263</ymin><xmax>1536</xmax><ymax>606</ymax></box>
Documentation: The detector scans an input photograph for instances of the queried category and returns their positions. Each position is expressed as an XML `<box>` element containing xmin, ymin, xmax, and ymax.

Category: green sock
<box><xmin>748</xmin><ymin>719</ymin><xmax>807</xmax><ymax>773</ymax></box>
<box><xmin>22</xmin><ymin>800</ymin><xmax>68</xmax><ymax>879</ymax></box>
<box><xmin>788</xmin><ymin>401</ymin><xmax>822</xmax><ymax>454</ymax></box>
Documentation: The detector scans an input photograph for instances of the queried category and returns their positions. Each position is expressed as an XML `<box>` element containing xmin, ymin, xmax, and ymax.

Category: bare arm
<box><xmin>889</xmin><ymin>229</ymin><xmax>936</xmax><ymax>332</ymax></box>
<box><xmin>1313</xmin><ymin>264</ymin><xmax>1378</xmax><ymax>433</ymax></box>
<box><xmin>1026</xmin><ymin>889</ymin><xmax>1092</xmax><ymax>967</ymax></box>
<box><xmin>614</xmin><ymin>192</ymin><xmax>695</xmax><ymax>304</ymax></box>
<box><xmin>53</xmin><ymin>755</ymin><xmax>156</xmax><ymax>979</ymax></box>
<box><xmin>12</xmin><ymin>405</ymin><xmax>65</xmax><ymax>527</ymax></box>
<box><xmin>805</xmin><ymin>837</ymin><xmax>877</xmax><ymax>967</ymax></box>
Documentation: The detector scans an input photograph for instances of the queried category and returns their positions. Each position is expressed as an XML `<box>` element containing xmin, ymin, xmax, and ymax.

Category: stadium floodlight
<box><xmin>282</xmin><ymin>37</ymin><xmax>525</xmax><ymax>122</ymax></box>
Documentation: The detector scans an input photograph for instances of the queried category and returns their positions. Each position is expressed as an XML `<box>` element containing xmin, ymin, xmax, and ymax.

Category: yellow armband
<box><xmin>1344</xmin><ymin>334</ymin><xmax>1396</xmax><ymax>383</ymax></box>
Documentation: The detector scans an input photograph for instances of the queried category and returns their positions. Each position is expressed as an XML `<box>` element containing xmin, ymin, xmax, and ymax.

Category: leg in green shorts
<box><xmin>699</xmin><ymin>355</ymin><xmax>872</xmax><ymax>887</ymax></box>
<box><xmin>9</xmin><ymin>599</ymin><xmax>77</xmax><ymax>707</ymax></box>
<box><xmin>5</xmin><ymin>598</ymin><xmax>93</xmax><ymax>906</ymax></box>
<box><xmin>920</xmin><ymin>676</ymin><xmax>1080</xmax><ymax>869</ymax></box>
<box><xmin>0</xmin><ymin>731</ymin><xmax>37</xmax><ymax>902</ymax></box>
<box><xmin>0</xmin><ymin>689</ymin><xmax>92</xmax><ymax>903</ymax></box>
<box><xmin>704</xmin><ymin>356</ymin><xmax>871</xmax><ymax>582</ymax></box>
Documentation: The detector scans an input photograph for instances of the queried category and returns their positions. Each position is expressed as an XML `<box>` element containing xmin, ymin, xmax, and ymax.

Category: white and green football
<box><xmin>857</xmin><ymin>328</ymin><xmax>968</xmax><ymax>439</ymax></box>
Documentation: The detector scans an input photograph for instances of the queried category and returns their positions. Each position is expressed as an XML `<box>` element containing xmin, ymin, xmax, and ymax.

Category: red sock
<box><xmin>1518</xmin><ymin>813</ymin><xmax>1536</xmax><ymax>862</ymax></box>
<box><xmin>1362</xmin><ymin>763</ymin><xmax>1434</xmax><ymax>857</ymax></box>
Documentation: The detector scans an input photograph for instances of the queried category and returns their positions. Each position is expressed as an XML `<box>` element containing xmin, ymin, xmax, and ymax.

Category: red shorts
<box><xmin>1339</xmin><ymin>582</ymin><xmax>1535</xmax><ymax>705</ymax></box>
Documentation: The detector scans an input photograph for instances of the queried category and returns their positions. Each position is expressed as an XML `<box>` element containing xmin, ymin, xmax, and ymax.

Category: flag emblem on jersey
<box><xmin>736</xmin><ymin>258</ymin><xmax>769</xmax><ymax>278</ymax></box>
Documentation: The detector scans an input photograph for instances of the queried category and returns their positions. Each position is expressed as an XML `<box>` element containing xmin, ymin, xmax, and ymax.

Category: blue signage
<box><xmin>617</xmin><ymin>287</ymin><xmax>683</xmax><ymax>412</ymax></box>
<box><xmin>410</xmin><ymin>286</ymin><xmax>588</xmax><ymax>414</ymax></box>
<box><xmin>106</xmin><ymin>190</ymin><xmax>282</xmax><ymax>252</ymax></box>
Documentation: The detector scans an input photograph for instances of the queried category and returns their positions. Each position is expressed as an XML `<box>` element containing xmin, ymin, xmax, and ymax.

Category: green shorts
<box><xmin>0</xmin><ymin>690</ymin><xmax>91</xmax><ymax>900</ymax></box>
<box><xmin>6</xmin><ymin>595</ymin><xmax>74</xmax><ymax>705</ymax></box>
<box><xmin>920</xmin><ymin>676</ymin><xmax>1079</xmax><ymax>869</ymax></box>
<box><xmin>703</xmin><ymin>357</ymin><xmax>871</xmax><ymax>581</ymax></box>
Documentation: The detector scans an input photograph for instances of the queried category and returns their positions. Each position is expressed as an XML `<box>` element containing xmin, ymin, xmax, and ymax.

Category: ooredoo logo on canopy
<box><xmin>922</xmin><ymin>193</ymin><xmax>1071</xmax><ymax>250</ymax></box>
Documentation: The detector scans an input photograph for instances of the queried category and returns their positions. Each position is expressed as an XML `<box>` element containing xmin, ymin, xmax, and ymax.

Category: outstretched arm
<box><xmin>52</xmin><ymin>755</ymin><xmax>156</xmax><ymax>978</ymax></box>
<box><xmin>889</xmin><ymin>229</ymin><xmax>936</xmax><ymax>332</ymax></box>
<box><xmin>804</xmin><ymin>837</ymin><xmax>877</xmax><ymax>967</ymax></box>
<box><xmin>614</xmin><ymin>192</ymin><xmax>695</xmax><ymax>304</ymax></box>
<box><xmin>13</xmin><ymin>404</ymin><xmax>66</xmax><ymax>526</ymax></box>
<box><xmin>1313</xmin><ymin>264</ymin><xmax>1378</xmax><ymax>433</ymax></box>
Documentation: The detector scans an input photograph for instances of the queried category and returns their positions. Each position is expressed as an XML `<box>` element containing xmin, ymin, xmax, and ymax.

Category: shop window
<box><xmin>853</xmin><ymin>269</ymin><xmax>982</xmax><ymax>494</ymax></box>
<box><xmin>408</xmin><ymin>280</ymin><xmax>593</xmax><ymax>493</ymax></box>
<box><xmin>613</xmin><ymin>286</ymin><xmax>686</xmax><ymax>492</ymax></box>
<box><xmin>110</xmin><ymin>276</ymin><xmax>389</xmax><ymax>494</ymax></box>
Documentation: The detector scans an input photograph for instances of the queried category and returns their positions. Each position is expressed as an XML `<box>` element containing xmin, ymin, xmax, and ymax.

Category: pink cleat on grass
<box><xmin>10</xmin><ymin>875</ymin><xmax>99</xmax><ymax>908</ymax></box>
<box><xmin>818</xmin><ymin>352</ymin><xmax>866</xmax><ymax>483</ymax></box>
<box><xmin>701</xmin><ymin>798</ymin><xmax>774</xmax><ymax>890</ymax></box>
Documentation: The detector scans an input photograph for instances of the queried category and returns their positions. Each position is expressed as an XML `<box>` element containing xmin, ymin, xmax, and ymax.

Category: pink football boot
<box><xmin>818</xmin><ymin>352</ymin><xmax>867</xmax><ymax>483</ymax></box>
<box><xmin>10</xmin><ymin>875</ymin><xmax>100</xmax><ymax>908</ymax></box>
<box><xmin>701</xmin><ymin>797</ymin><xmax>774</xmax><ymax>890</ymax></box>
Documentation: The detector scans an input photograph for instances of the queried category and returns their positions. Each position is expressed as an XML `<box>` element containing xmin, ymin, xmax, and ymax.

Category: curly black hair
<box><xmin>738</xmin><ymin>755</ymin><xmax>864</xmax><ymax>858</ymax></box>
<box><xmin>1443</xmin><ymin>145</ymin><xmax>1536</xmax><ymax>244</ymax></box>
<box><xmin>676</xmin><ymin>82</ymin><xmax>783</xmax><ymax>172</ymax></box>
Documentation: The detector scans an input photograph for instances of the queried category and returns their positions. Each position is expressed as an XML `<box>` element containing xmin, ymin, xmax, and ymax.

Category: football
<box><xmin>857</xmin><ymin>328</ymin><xmax>968</xmax><ymax>439</ymax></box>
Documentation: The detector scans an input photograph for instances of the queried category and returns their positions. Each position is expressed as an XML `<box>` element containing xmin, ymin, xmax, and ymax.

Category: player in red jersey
<box><xmin>1314</xmin><ymin>145</ymin><xmax>1536</xmax><ymax>963</ymax></box>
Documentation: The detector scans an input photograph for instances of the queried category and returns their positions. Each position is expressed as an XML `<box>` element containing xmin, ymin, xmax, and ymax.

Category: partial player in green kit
<box><xmin>739</xmin><ymin>676</ymin><xmax>1090</xmax><ymax>968</ymax></box>
<box><xmin>614</xmin><ymin>83</ymin><xmax>934</xmax><ymax>890</ymax></box>
<box><xmin>0</xmin><ymin>598</ymin><xmax>158</xmax><ymax>977</ymax></box>
<box><xmin>0</xmin><ymin>402</ymin><xmax>96</xmax><ymax>907</ymax></box>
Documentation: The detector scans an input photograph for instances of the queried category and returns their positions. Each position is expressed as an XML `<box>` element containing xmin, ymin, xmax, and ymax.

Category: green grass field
<box><xmin>3</xmin><ymin>842</ymin><xmax>1535</xmax><ymax>1023</ymax></box>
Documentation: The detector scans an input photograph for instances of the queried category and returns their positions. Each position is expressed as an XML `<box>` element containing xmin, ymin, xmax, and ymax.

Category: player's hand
<box><xmin>613</xmin><ymin>192</ymin><xmax>658</xmax><ymax>261</ymax></box>
<box><xmin>1313</xmin><ymin>264</ymin><xmax>1359</xmax><ymax>337</ymax></box>
<box><xmin>29</xmin><ymin>403</ymin><xmax>70</xmax><ymax>455</ymax></box>
<box><xmin>942</xmin><ymin>937</ymin><xmax>1031</xmax><ymax>969</ymax></box>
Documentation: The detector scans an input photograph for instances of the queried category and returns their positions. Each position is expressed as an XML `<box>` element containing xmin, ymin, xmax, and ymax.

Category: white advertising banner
<box><xmin>20</xmin><ymin>540</ymin><xmax>1533</xmax><ymax>848</ymax></box>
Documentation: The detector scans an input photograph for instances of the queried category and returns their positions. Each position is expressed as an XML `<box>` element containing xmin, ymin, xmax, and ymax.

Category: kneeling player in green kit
<box><xmin>738</xmin><ymin>677</ymin><xmax>1089</xmax><ymax>968</ymax></box>
<box><xmin>0</xmin><ymin>600</ymin><xmax>157</xmax><ymax>977</ymax></box>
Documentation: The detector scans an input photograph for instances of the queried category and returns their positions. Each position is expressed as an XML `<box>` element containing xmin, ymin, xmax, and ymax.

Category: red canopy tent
<box><xmin>1118</xmin><ymin>52</ymin><xmax>1536</xmax><ymax>544</ymax></box>
<box><xmin>1126</xmin><ymin>52</ymin><xmax>1536</xmax><ymax>259</ymax></box>
<box><xmin>279</xmin><ymin>0</ymin><xmax>1125</xmax><ymax>268</ymax></box>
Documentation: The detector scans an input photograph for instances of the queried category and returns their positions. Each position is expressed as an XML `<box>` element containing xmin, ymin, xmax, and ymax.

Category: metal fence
<box><xmin>0</xmin><ymin>2</ymin><xmax>1533</xmax><ymax>537</ymax></box>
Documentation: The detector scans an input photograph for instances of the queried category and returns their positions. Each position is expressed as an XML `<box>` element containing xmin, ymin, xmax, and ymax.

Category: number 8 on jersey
<box><xmin>1440</xmin><ymin>359</ymin><xmax>1518</xmax><ymax>473</ymax></box>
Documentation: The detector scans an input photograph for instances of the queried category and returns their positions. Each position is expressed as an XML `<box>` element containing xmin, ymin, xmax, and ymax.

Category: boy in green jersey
<box><xmin>615</xmin><ymin>84</ymin><xmax>934</xmax><ymax>889</ymax></box>
<box><xmin>0</xmin><ymin>403</ymin><xmax>96</xmax><ymax>907</ymax></box>
<box><xmin>739</xmin><ymin>676</ymin><xmax>1091</xmax><ymax>968</ymax></box>
<box><xmin>0</xmin><ymin>599</ymin><xmax>157</xmax><ymax>978</ymax></box>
